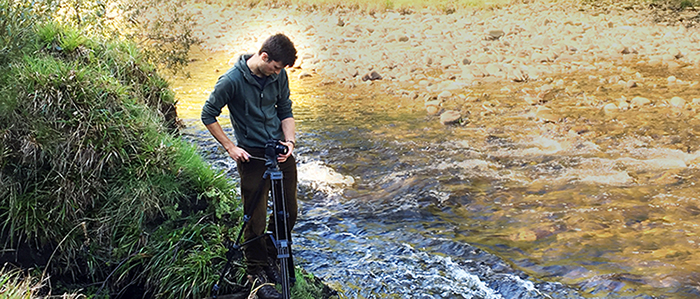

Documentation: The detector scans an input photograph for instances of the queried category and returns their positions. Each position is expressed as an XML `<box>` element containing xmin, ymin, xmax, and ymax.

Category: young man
<box><xmin>201</xmin><ymin>33</ymin><xmax>298</xmax><ymax>299</ymax></box>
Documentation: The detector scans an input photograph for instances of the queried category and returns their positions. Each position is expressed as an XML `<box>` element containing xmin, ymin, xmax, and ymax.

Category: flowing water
<box><xmin>170</xmin><ymin>51</ymin><xmax>700</xmax><ymax>298</ymax></box>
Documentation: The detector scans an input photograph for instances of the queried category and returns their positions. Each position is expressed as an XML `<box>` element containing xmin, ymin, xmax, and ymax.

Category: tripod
<box><xmin>213</xmin><ymin>140</ymin><xmax>295</xmax><ymax>299</ymax></box>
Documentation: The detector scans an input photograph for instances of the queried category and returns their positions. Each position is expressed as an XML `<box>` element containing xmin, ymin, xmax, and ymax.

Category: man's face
<box><xmin>261</xmin><ymin>53</ymin><xmax>286</xmax><ymax>76</ymax></box>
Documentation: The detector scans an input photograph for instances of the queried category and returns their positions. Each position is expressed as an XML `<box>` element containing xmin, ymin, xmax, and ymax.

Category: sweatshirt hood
<box><xmin>235</xmin><ymin>54</ymin><xmax>280</xmax><ymax>85</ymax></box>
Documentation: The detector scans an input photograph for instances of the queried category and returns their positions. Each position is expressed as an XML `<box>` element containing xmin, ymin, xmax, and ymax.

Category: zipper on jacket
<box><xmin>260</xmin><ymin>91</ymin><xmax>271</xmax><ymax>140</ymax></box>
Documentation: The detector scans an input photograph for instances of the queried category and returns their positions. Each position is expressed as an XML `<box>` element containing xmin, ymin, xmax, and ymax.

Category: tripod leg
<box><xmin>269</xmin><ymin>169</ymin><xmax>292</xmax><ymax>299</ymax></box>
<box><xmin>274</xmin><ymin>209</ymin><xmax>295</xmax><ymax>286</ymax></box>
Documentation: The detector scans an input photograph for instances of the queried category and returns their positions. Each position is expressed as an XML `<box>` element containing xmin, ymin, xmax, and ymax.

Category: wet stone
<box><xmin>631</xmin><ymin>96</ymin><xmax>651</xmax><ymax>108</ymax></box>
<box><xmin>439</xmin><ymin>110</ymin><xmax>461</xmax><ymax>125</ymax></box>
<box><xmin>362</xmin><ymin>71</ymin><xmax>382</xmax><ymax>81</ymax></box>
<box><xmin>670</xmin><ymin>96</ymin><xmax>685</xmax><ymax>108</ymax></box>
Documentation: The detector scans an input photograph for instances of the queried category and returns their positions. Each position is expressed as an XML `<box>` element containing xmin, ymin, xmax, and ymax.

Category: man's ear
<box><xmin>260</xmin><ymin>52</ymin><xmax>269</xmax><ymax>62</ymax></box>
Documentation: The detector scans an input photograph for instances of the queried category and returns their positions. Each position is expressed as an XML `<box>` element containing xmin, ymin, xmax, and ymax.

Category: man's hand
<box><xmin>205</xmin><ymin>121</ymin><xmax>251</xmax><ymax>162</ymax></box>
<box><xmin>227</xmin><ymin>145</ymin><xmax>251</xmax><ymax>162</ymax></box>
<box><xmin>278</xmin><ymin>140</ymin><xmax>294</xmax><ymax>163</ymax></box>
<box><xmin>280</xmin><ymin>117</ymin><xmax>296</xmax><ymax>163</ymax></box>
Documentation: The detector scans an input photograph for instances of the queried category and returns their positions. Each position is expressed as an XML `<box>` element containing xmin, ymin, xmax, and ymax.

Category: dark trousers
<box><xmin>236</xmin><ymin>147</ymin><xmax>297</xmax><ymax>274</ymax></box>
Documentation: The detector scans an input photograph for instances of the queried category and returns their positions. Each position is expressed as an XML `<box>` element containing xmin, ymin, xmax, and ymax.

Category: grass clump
<box><xmin>0</xmin><ymin>266</ymin><xmax>44</xmax><ymax>299</ymax></box>
<box><xmin>0</xmin><ymin>5</ymin><xmax>241</xmax><ymax>299</ymax></box>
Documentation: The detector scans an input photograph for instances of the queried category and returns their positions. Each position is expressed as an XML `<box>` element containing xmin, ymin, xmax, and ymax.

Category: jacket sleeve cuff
<box><xmin>278</xmin><ymin>113</ymin><xmax>293</xmax><ymax>121</ymax></box>
<box><xmin>201</xmin><ymin>115</ymin><xmax>218</xmax><ymax>125</ymax></box>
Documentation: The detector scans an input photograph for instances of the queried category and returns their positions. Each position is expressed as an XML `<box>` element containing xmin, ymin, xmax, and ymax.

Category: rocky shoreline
<box><xmin>181</xmin><ymin>0</ymin><xmax>700</xmax><ymax>127</ymax></box>
<box><xmin>194</xmin><ymin>4</ymin><xmax>694</xmax><ymax>79</ymax></box>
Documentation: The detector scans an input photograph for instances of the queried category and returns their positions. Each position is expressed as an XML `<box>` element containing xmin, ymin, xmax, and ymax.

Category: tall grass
<box><xmin>0</xmin><ymin>266</ymin><xmax>44</xmax><ymax>299</ymax></box>
<box><xmin>0</xmin><ymin>3</ymin><xmax>240</xmax><ymax>297</ymax></box>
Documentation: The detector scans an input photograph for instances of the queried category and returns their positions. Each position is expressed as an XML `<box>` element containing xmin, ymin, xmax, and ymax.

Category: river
<box><xmin>169</xmin><ymin>50</ymin><xmax>700</xmax><ymax>299</ymax></box>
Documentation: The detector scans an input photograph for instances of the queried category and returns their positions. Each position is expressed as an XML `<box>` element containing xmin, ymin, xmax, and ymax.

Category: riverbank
<box><xmin>180</xmin><ymin>0</ymin><xmax>699</xmax><ymax>117</ymax></box>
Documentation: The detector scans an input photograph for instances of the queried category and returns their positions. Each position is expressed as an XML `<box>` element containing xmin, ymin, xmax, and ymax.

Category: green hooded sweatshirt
<box><xmin>201</xmin><ymin>54</ymin><xmax>293</xmax><ymax>149</ymax></box>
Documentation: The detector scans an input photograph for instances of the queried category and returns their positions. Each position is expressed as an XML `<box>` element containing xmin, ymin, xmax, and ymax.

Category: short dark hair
<box><xmin>259</xmin><ymin>33</ymin><xmax>297</xmax><ymax>67</ymax></box>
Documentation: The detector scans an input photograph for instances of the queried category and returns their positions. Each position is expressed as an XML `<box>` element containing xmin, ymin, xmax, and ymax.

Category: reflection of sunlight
<box><xmin>298</xmin><ymin>160</ymin><xmax>355</xmax><ymax>194</ymax></box>
<box><xmin>183</xmin><ymin>5</ymin><xmax>316</xmax><ymax>64</ymax></box>
<box><xmin>521</xmin><ymin>136</ymin><xmax>563</xmax><ymax>155</ymax></box>
<box><xmin>171</xmin><ymin>5</ymin><xmax>321</xmax><ymax>121</ymax></box>
<box><xmin>627</xmin><ymin>148</ymin><xmax>700</xmax><ymax>169</ymax></box>
<box><xmin>551</xmin><ymin>151</ymin><xmax>700</xmax><ymax>186</ymax></box>
<box><xmin>567</xmin><ymin>169</ymin><xmax>634</xmax><ymax>185</ymax></box>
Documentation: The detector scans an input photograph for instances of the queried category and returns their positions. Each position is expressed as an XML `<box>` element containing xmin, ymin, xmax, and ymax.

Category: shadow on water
<box><xmin>172</xmin><ymin>51</ymin><xmax>700</xmax><ymax>298</ymax></box>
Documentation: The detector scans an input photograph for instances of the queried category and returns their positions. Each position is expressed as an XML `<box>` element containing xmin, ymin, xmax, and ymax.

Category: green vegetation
<box><xmin>0</xmin><ymin>0</ymin><xmax>332</xmax><ymax>297</ymax></box>
<box><xmin>0</xmin><ymin>0</ymin><xmax>200</xmax><ymax>74</ymax></box>
<box><xmin>0</xmin><ymin>266</ymin><xmax>43</xmax><ymax>299</ymax></box>
<box><xmin>0</xmin><ymin>14</ymin><xmax>239</xmax><ymax>299</ymax></box>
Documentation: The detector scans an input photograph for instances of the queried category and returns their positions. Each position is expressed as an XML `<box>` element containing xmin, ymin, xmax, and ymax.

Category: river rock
<box><xmin>487</xmin><ymin>29</ymin><xmax>505</xmax><ymax>40</ymax></box>
<box><xmin>669</xmin><ymin>47</ymin><xmax>682</xmax><ymax>59</ymax></box>
<box><xmin>532</xmin><ymin>52</ymin><xmax>550</xmax><ymax>63</ymax></box>
<box><xmin>437</xmin><ymin>80</ymin><xmax>463</xmax><ymax>92</ymax></box>
<box><xmin>362</xmin><ymin>71</ymin><xmax>382</xmax><ymax>81</ymax></box>
<box><xmin>617</xmin><ymin>100</ymin><xmax>630</xmax><ymax>110</ymax></box>
<box><xmin>535</xmin><ymin>106</ymin><xmax>558</xmax><ymax>123</ymax></box>
<box><xmin>603</xmin><ymin>103</ymin><xmax>618</xmax><ymax>114</ymax></box>
<box><xmin>631</xmin><ymin>96</ymin><xmax>651</xmax><ymax>108</ymax></box>
<box><xmin>439</xmin><ymin>110</ymin><xmax>461</xmax><ymax>125</ymax></box>
<box><xmin>437</xmin><ymin>90</ymin><xmax>452</xmax><ymax>100</ymax></box>
<box><xmin>689</xmin><ymin>156</ymin><xmax>700</xmax><ymax>168</ymax></box>
<box><xmin>425</xmin><ymin>100</ymin><xmax>441</xmax><ymax>115</ymax></box>
<box><xmin>298</xmin><ymin>71</ymin><xmax>313</xmax><ymax>79</ymax></box>
<box><xmin>485</xmin><ymin>64</ymin><xmax>503</xmax><ymax>77</ymax></box>
<box><xmin>669</xmin><ymin>96</ymin><xmax>685</xmax><ymax>108</ymax></box>
<box><xmin>652</xmin><ymin>169</ymin><xmax>683</xmax><ymax>185</ymax></box>
<box><xmin>510</xmin><ymin>68</ymin><xmax>528</xmax><ymax>82</ymax></box>
<box><xmin>319</xmin><ymin>79</ymin><xmax>335</xmax><ymax>86</ymax></box>
<box><xmin>523</xmin><ymin>96</ymin><xmax>539</xmax><ymax>105</ymax></box>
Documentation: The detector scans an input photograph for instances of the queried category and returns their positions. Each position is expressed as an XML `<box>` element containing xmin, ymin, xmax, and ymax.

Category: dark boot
<box><xmin>264</xmin><ymin>257</ymin><xmax>282</xmax><ymax>284</ymax></box>
<box><xmin>247</xmin><ymin>271</ymin><xmax>282</xmax><ymax>299</ymax></box>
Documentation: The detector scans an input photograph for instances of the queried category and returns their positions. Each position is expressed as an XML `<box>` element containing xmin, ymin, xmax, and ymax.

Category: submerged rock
<box><xmin>630</xmin><ymin>96</ymin><xmax>651</xmax><ymax>108</ymax></box>
<box><xmin>440</xmin><ymin>110</ymin><xmax>462</xmax><ymax>125</ymax></box>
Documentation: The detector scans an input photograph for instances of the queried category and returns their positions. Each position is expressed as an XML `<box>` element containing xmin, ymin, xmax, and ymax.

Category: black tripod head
<box><xmin>264</xmin><ymin>139</ymin><xmax>289</xmax><ymax>168</ymax></box>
